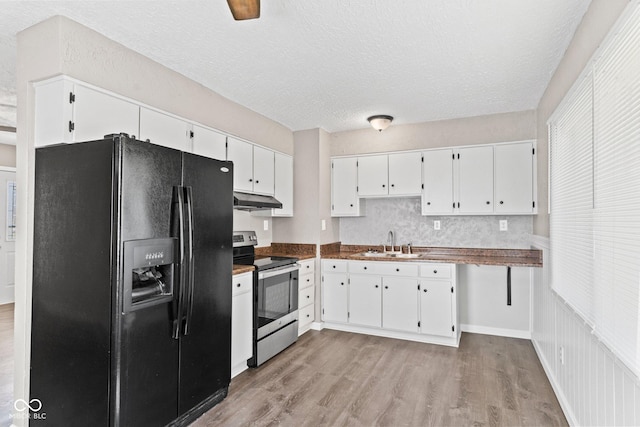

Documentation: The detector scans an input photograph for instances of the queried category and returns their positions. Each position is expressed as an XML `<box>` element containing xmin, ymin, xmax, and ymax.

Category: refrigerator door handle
<box><xmin>171</xmin><ymin>186</ymin><xmax>186</xmax><ymax>340</ymax></box>
<box><xmin>183</xmin><ymin>186</ymin><xmax>195</xmax><ymax>335</ymax></box>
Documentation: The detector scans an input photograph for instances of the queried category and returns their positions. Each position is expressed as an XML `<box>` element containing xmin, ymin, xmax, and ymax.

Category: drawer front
<box><xmin>298</xmin><ymin>259</ymin><xmax>315</xmax><ymax>275</ymax></box>
<box><xmin>349</xmin><ymin>261</ymin><xmax>377</xmax><ymax>274</ymax></box>
<box><xmin>299</xmin><ymin>304</ymin><xmax>314</xmax><ymax>327</ymax></box>
<box><xmin>376</xmin><ymin>262</ymin><xmax>419</xmax><ymax>277</ymax></box>
<box><xmin>299</xmin><ymin>272</ymin><xmax>315</xmax><ymax>289</ymax></box>
<box><xmin>232</xmin><ymin>273</ymin><xmax>253</xmax><ymax>296</ymax></box>
<box><xmin>419</xmin><ymin>263</ymin><xmax>452</xmax><ymax>279</ymax></box>
<box><xmin>299</xmin><ymin>286</ymin><xmax>315</xmax><ymax>308</ymax></box>
<box><xmin>322</xmin><ymin>260</ymin><xmax>348</xmax><ymax>273</ymax></box>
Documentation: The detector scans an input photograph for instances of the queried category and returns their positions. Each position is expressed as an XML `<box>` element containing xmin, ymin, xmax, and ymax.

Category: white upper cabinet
<box><xmin>357</xmin><ymin>155</ymin><xmax>388</xmax><ymax>196</ymax></box>
<box><xmin>456</xmin><ymin>146</ymin><xmax>494</xmax><ymax>214</ymax></box>
<box><xmin>227</xmin><ymin>137</ymin><xmax>254</xmax><ymax>193</ymax></box>
<box><xmin>494</xmin><ymin>142</ymin><xmax>536</xmax><ymax>214</ymax></box>
<box><xmin>422</xmin><ymin>149</ymin><xmax>454</xmax><ymax>215</ymax></box>
<box><xmin>139</xmin><ymin>107</ymin><xmax>191</xmax><ymax>151</ymax></box>
<box><xmin>388</xmin><ymin>152</ymin><xmax>423</xmax><ymax>196</ymax></box>
<box><xmin>35</xmin><ymin>78</ymin><xmax>139</xmax><ymax>147</ymax></box>
<box><xmin>357</xmin><ymin>152</ymin><xmax>422</xmax><ymax>197</ymax></box>
<box><xmin>273</xmin><ymin>153</ymin><xmax>293</xmax><ymax>216</ymax></box>
<box><xmin>331</xmin><ymin>157</ymin><xmax>360</xmax><ymax>217</ymax></box>
<box><xmin>227</xmin><ymin>137</ymin><xmax>275</xmax><ymax>195</ymax></box>
<box><xmin>252</xmin><ymin>145</ymin><xmax>275</xmax><ymax>195</ymax></box>
<box><xmin>192</xmin><ymin>125</ymin><xmax>226</xmax><ymax>160</ymax></box>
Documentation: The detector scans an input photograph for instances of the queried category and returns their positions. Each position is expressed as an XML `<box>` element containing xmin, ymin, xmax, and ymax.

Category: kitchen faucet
<box><xmin>387</xmin><ymin>230</ymin><xmax>395</xmax><ymax>253</ymax></box>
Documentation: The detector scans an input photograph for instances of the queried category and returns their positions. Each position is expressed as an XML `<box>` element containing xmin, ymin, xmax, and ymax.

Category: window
<box><xmin>549</xmin><ymin>2</ymin><xmax>640</xmax><ymax>376</ymax></box>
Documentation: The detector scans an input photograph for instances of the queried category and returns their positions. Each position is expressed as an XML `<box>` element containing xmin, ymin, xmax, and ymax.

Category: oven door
<box><xmin>256</xmin><ymin>264</ymin><xmax>299</xmax><ymax>338</ymax></box>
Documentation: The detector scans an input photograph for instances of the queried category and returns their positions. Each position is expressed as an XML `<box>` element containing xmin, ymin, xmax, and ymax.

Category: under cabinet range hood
<box><xmin>233</xmin><ymin>191</ymin><xmax>282</xmax><ymax>211</ymax></box>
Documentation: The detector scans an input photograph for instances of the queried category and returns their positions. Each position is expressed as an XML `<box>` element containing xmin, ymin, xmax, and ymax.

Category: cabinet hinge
<box><xmin>457</xmin><ymin>153</ymin><xmax>460</xmax><ymax>159</ymax></box>
<box><xmin>533</xmin><ymin>201</ymin><xmax>536</xmax><ymax>208</ymax></box>
<box><xmin>68</xmin><ymin>121</ymin><xmax>75</xmax><ymax>132</ymax></box>
<box><xmin>452</xmin><ymin>202</ymin><xmax>455</xmax><ymax>209</ymax></box>
<box><xmin>452</xmin><ymin>153</ymin><xmax>455</xmax><ymax>160</ymax></box>
<box><xmin>189</xmin><ymin>130</ymin><xmax>194</xmax><ymax>138</ymax></box>
<box><xmin>331</xmin><ymin>162</ymin><xmax>334</xmax><ymax>169</ymax></box>
<box><xmin>348</xmin><ymin>312</ymin><xmax>350</xmax><ymax>318</ymax></box>
<box><xmin>451</xmin><ymin>286</ymin><xmax>454</xmax><ymax>293</ymax></box>
<box><xmin>356</xmin><ymin>160</ymin><xmax>359</xmax><ymax>167</ymax></box>
<box><xmin>322</xmin><ymin>308</ymin><xmax>324</xmax><ymax>315</ymax></box>
<box><xmin>421</xmin><ymin>184</ymin><xmax>424</xmax><ymax>190</ymax></box>
<box><xmin>418</xmin><ymin>284</ymin><xmax>420</xmax><ymax>291</ymax></box>
<box><xmin>69</xmin><ymin>92</ymin><xmax>75</xmax><ymax>104</ymax></box>
<box><xmin>225</xmin><ymin>141</ymin><xmax>228</xmax><ymax>148</ymax></box>
<box><xmin>457</xmin><ymin>202</ymin><xmax>460</xmax><ymax>208</ymax></box>
<box><xmin>421</xmin><ymin>156</ymin><xmax>424</xmax><ymax>163</ymax></box>
<box><xmin>452</xmin><ymin>325</ymin><xmax>455</xmax><ymax>332</ymax></box>
<box><xmin>331</xmin><ymin>204</ymin><xmax>334</xmax><ymax>210</ymax></box>
<box><xmin>418</xmin><ymin>321</ymin><xmax>421</xmax><ymax>328</ymax></box>
<box><xmin>356</xmin><ymin>186</ymin><xmax>359</xmax><ymax>192</ymax></box>
<box><xmin>532</xmin><ymin>148</ymin><xmax>535</xmax><ymax>155</ymax></box>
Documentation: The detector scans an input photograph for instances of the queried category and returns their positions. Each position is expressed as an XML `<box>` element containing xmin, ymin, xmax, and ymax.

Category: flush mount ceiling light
<box><xmin>367</xmin><ymin>115</ymin><xmax>393</xmax><ymax>132</ymax></box>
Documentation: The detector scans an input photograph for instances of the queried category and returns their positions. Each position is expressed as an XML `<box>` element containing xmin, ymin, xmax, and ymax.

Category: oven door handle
<box><xmin>258</xmin><ymin>263</ymin><xmax>301</xmax><ymax>280</ymax></box>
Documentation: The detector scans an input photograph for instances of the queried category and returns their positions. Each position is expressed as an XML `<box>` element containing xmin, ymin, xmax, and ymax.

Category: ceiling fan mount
<box><xmin>227</xmin><ymin>0</ymin><xmax>260</xmax><ymax>20</ymax></box>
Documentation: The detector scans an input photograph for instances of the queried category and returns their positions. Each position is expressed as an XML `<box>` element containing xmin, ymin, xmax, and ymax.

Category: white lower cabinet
<box><xmin>297</xmin><ymin>259</ymin><xmax>316</xmax><ymax>335</ymax></box>
<box><xmin>321</xmin><ymin>261</ymin><xmax>349</xmax><ymax>323</ymax></box>
<box><xmin>349</xmin><ymin>274</ymin><xmax>382</xmax><ymax>327</ymax></box>
<box><xmin>321</xmin><ymin>259</ymin><xmax>459</xmax><ymax>347</ymax></box>
<box><xmin>231</xmin><ymin>272</ymin><xmax>253</xmax><ymax>378</ymax></box>
<box><xmin>383</xmin><ymin>277</ymin><xmax>419</xmax><ymax>333</ymax></box>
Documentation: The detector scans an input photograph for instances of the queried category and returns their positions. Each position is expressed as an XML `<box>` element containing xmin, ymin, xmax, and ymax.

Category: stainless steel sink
<box><xmin>393</xmin><ymin>253</ymin><xmax>421</xmax><ymax>258</ymax></box>
<box><xmin>355</xmin><ymin>252</ymin><xmax>422</xmax><ymax>259</ymax></box>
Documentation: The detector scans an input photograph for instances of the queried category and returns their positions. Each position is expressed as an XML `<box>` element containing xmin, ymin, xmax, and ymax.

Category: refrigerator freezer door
<box><xmin>178</xmin><ymin>153</ymin><xmax>233</xmax><ymax>416</ymax></box>
<box><xmin>117</xmin><ymin>139</ymin><xmax>182</xmax><ymax>426</ymax></box>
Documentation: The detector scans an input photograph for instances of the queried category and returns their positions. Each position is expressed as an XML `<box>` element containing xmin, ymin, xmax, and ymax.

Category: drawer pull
<box><xmin>384</xmin><ymin>285</ymin><xmax>389</xmax><ymax>289</ymax></box>
<box><xmin>306</xmin><ymin>314</ymin><xmax>310</xmax><ymax>318</ymax></box>
<box><xmin>364</xmin><ymin>266</ymin><xmax>367</xmax><ymax>270</ymax></box>
<box><xmin>306</xmin><ymin>278</ymin><xmax>310</xmax><ymax>282</ymax></box>
<box><xmin>306</xmin><ymin>295</ymin><xmax>310</xmax><ymax>299</ymax></box>
<box><xmin>433</xmin><ymin>270</ymin><xmax>438</xmax><ymax>274</ymax></box>
<box><xmin>236</xmin><ymin>283</ymin><xmax>241</xmax><ymax>287</ymax></box>
<box><xmin>375</xmin><ymin>285</ymin><xmax>379</xmax><ymax>288</ymax></box>
<box><xmin>424</xmin><ymin>289</ymin><xmax>428</xmax><ymax>293</ymax></box>
<box><xmin>396</xmin><ymin>268</ymin><xmax>400</xmax><ymax>272</ymax></box>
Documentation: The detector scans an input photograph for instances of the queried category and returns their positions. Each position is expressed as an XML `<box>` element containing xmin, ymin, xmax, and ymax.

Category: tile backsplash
<box><xmin>340</xmin><ymin>198</ymin><xmax>532</xmax><ymax>249</ymax></box>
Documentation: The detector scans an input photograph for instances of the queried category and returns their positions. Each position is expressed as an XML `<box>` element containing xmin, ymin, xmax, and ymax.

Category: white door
<box><xmin>422</xmin><ymin>149</ymin><xmax>454</xmax><ymax>215</ymax></box>
<box><xmin>272</xmin><ymin>153</ymin><xmax>293</xmax><ymax>216</ymax></box>
<box><xmin>419</xmin><ymin>280</ymin><xmax>453</xmax><ymax>337</ymax></box>
<box><xmin>226</xmin><ymin>137</ymin><xmax>254</xmax><ymax>193</ymax></box>
<box><xmin>457</xmin><ymin>146</ymin><xmax>494</xmax><ymax>213</ymax></box>
<box><xmin>382</xmin><ymin>277</ymin><xmax>419</xmax><ymax>332</ymax></box>
<box><xmin>139</xmin><ymin>107</ymin><xmax>191</xmax><ymax>151</ymax></box>
<box><xmin>252</xmin><ymin>145</ymin><xmax>275</xmax><ymax>195</ymax></box>
<box><xmin>0</xmin><ymin>170</ymin><xmax>16</xmax><ymax>304</ymax></box>
<box><xmin>322</xmin><ymin>273</ymin><xmax>349</xmax><ymax>323</ymax></box>
<box><xmin>192</xmin><ymin>125</ymin><xmax>227</xmax><ymax>160</ymax></box>
<box><xmin>388</xmin><ymin>152</ymin><xmax>422</xmax><ymax>196</ymax></box>
<box><xmin>494</xmin><ymin>142</ymin><xmax>534</xmax><ymax>214</ymax></box>
<box><xmin>357</xmin><ymin>155</ymin><xmax>388</xmax><ymax>196</ymax></box>
<box><xmin>331</xmin><ymin>158</ymin><xmax>359</xmax><ymax>216</ymax></box>
<box><xmin>348</xmin><ymin>274</ymin><xmax>382</xmax><ymax>327</ymax></box>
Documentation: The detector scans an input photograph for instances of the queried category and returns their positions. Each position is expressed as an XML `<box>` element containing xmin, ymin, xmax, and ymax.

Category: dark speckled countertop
<box><xmin>320</xmin><ymin>243</ymin><xmax>542</xmax><ymax>267</ymax></box>
<box><xmin>233</xmin><ymin>242</ymin><xmax>317</xmax><ymax>275</ymax></box>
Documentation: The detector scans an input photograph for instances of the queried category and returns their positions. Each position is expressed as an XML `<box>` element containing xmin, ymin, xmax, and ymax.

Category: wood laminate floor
<box><xmin>0</xmin><ymin>303</ymin><xmax>14</xmax><ymax>427</ymax></box>
<box><xmin>195</xmin><ymin>330</ymin><xmax>567</xmax><ymax>427</ymax></box>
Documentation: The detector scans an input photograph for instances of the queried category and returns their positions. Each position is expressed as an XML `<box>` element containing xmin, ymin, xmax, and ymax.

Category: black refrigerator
<box><xmin>30</xmin><ymin>134</ymin><xmax>233</xmax><ymax>426</ymax></box>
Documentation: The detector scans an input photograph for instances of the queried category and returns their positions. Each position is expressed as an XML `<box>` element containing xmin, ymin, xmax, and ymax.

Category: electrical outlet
<box><xmin>434</xmin><ymin>220</ymin><xmax>441</xmax><ymax>230</ymax></box>
<box><xmin>263</xmin><ymin>220</ymin><xmax>269</xmax><ymax>231</ymax></box>
<box><xmin>559</xmin><ymin>346</ymin><xmax>565</xmax><ymax>365</ymax></box>
<box><xmin>321</xmin><ymin>219</ymin><xmax>326</xmax><ymax>231</ymax></box>
<box><xmin>499</xmin><ymin>220</ymin><xmax>508</xmax><ymax>231</ymax></box>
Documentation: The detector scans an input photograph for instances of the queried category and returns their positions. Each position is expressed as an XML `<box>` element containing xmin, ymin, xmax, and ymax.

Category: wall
<box><xmin>14</xmin><ymin>16</ymin><xmax>295</xmax><ymax>424</ymax></box>
<box><xmin>340</xmin><ymin>198</ymin><xmax>532</xmax><ymax>249</ymax></box>
<box><xmin>534</xmin><ymin>0</ymin><xmax>629</xmax><ymax>237</ymax></box>
<box><xmin>530</xmin><ymin>2</ymin><xmax>637</xmax><ymax>425</ymax></box>
<box><xmin>330</xmin><ymin>110</ymin><xmax>536</xmax><ymax>156</ymax></box>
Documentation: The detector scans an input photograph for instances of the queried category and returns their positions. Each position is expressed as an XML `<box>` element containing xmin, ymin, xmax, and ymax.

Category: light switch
<box><xmin>434</xmin><ymin>220</ymin><xmax>441</xmax><ymax>230</ymax></box>
<box><xmin>263</xmin><ymin>220</ymin><xmax>269</xmax><ymax>231</ymax></box>
<box><xmin>499</xmin><ymin>220</ymin><xmax>508</xmax><ymax>231</ymax></box>
<box><xmin>321</xmin><ymin>219</ymin><xmax>326</xmax><ymax>231</ymax></box>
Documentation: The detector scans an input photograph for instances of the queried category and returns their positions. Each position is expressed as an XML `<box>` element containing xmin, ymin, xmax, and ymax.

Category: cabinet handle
<box><xmin>340</xmin><ymin>282</ymin><xmax>344</xmax><ymax>286</ymax></box>
<box><xmin>396</xmin><ymin>268</ymin><xmax>400</xmax><ymax>272</ymax></box>
<box><xmin>350</xmin><ymin>204</ymin><xmax>354</xmax><ymax>207</ymax></box>
<box><xmin>249</xmin><ymin>178</ymin><xmax>253</xmax><ymax>182</ymax></box>
<box><xmin>256</xmin><ymin>180</ymin><xmax>259</xmax><ymax>184</ymax></box>
<box><xmin>306</xmin><ymin>295</ymin><xmax>310</xmax><ymax>299</ymax></box>
<box><xmin>306</xmin><ymin>278</ymin><xmax>310</xmax><ymax>282</ymax></box>
<box><xmin>236</xmin><ymin>283</ymin><xmax>241</xmax><ymax>287</ymax></box>
<box><xmin>486</xmin><ymin>201</ymin><xmax>490</xmax><ymax>204</ymax></box>
<box><xmin>364</xmin><ymin>266</ymin><xmax>367</xmax><ymax>270</ymax></box>
<box><xmin>500</xmin><ymin>201</ymin><xmax>504</xmax><ymax>204</ymax></box>
<box><xmin>433</xmin><ymin>270</ymin><xmax>438</xmax><ymax>274</ymax></box>
<box><xmin>427</xmin><ymin>202</ymin><xmax>431</xmax><ymax>205</ymax></box>
<box><xmin>424</xmin><ymin>289</ymin><xmax>428</xmax><ymax>293</ymax></box>
<box><xmin>384</xmin><ymin>285</ymin><xmax>389</xmax><ymax>289</ymax></box>
<box><xmin>391</xmin><ymin>184</ymin><xmax>395</xmax><ymax>187</ymax></box>
<box><xmin>375</xmin><ymin>285</ymin><xmax>379</xmax><ymax>288</ymax></box>
<box><xmin>306</xmin><ymin>314</ymin><xmax>310</xmax><ymax>318</ymax></box>
<box><xmin>333</xmin><ymin>265</ymin><xmax>336</xmax><ymax>269</ymax></box>
<box><xmin>382</xmin><ymin>184</ymin><xmax>386</xmax><ymax>188</ymax></box>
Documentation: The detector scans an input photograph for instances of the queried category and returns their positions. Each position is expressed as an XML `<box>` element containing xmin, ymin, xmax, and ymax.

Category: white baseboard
<box><xmin>310</xmin><ymin>321</ymin><xmax>323</xmax><ymax>331</ymax></box>
<box><xmin>460</xmin><ymin>323</ymin><xmax>531</xmax><ymax>339</ymax></box>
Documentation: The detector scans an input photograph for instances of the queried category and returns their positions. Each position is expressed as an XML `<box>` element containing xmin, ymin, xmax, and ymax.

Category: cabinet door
<box><xmin>322</xmin><ymin>273</ymin><xmax>349</xmax><ymax>323</ymax></box>
<box><xmin>495</xmin><ymin>142</ymin><xmax>534</xmax><ymax>214</ymax></box>
<box><xmin>457</xmin><ymin>146</ymin><xmax>494</xmax><ymax>213</ymax></box>
<box><xmin>192</xmin><ymin>125</ymin><xmax>226</xmax><ymax>160</ymax></box>
<box><xmin>273</xmin><ymin>153</ymin><xmax>293</xmax><ymax>216</ymax></box>
<box><xmin>348</xmin><ymin>275</ymin><xmax>382</xmax><ymax>328</ymax></box>
<box><xmin>357</xmin><ymin>155</ymin><xmax>388</xmax><ymax>196</ymax></box>
<box><xmin>227</xmin><ymin>137</ymin><xmax>254</xmax><ymax>193</ymax></box>
<box><xmin>382</xmin><ymin>277</ymin><xmax>419</xmax><ymax>332</ymax></box>
<box><xmin>231</xmin><ymin>277</ymin><xmax>253</xmax><ymax>376</ymax></box>
<box><xmin>388</xmin><ymin>152</ymin><xmax>422</xmax><ymax>196</ymax></box>
<box><xmin>420</xmin><ymin>280</ymin><xmax>453</xmax><ymax>337</ymax></box>
<box><xmin>331</xmin><ymin>158</ymin><xmax>360</xmax><ymax>216</ymax></box>
<box><xmin>422</xmin><ymin>149</ymin><xmax>454</xmax><ymax>215</ymax></box>
<box><xmin>139</xmin><ymin>107</ymin><xmax>191</xmax><ymax>151</ymax></box>
<box><xmin>35</xmin><ymin>78</ymin><xmax>74</xmax><ymax>146</ymax></box>
<box><xmin>74</xmin><ymin>84</ymin><xmax>139</xmax><ymax>143</ymax></box>
<box><xmin>252</xmin><ymin>145</ymin><xmax>275</xmax><ymax>195</ymax></box>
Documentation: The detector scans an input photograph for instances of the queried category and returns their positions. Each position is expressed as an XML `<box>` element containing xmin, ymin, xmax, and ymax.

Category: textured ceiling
<box><xmin>0</xmin><ymin>0</ymin><xmax>591</xmax><ymax>132</ymax></box>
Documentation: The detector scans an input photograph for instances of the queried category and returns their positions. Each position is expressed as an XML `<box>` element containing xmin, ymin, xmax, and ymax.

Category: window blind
<box><xmin>549</xmin><ymin>1</ymin><xmax>640</xmax><ymax>376</ymax></box>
